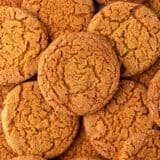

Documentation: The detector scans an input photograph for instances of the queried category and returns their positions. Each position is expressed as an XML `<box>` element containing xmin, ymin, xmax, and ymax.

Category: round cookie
<box><xmin>148</xmin><ymin>70</ymin><xmax>160</xmax><ymax>127</ymax></box>
<box><xmin>0</xmin><ymin>121</ymin><xmax>16</xmax><ymax>160</ymax></box>
<box><xmin>11</xmin><ymin>156</ymin><xmax>45</xmax><ymax>160</ymax></box>
<box><xmin>95</xmin><ymin>0</ymin><xmax>145</xmax><ymax>5</ymax></box>
<box><xmin>84</xmin><ymin>80</ymin><xmax>152</xmax><ymax>159</ymax></box>
<box><xmin>147</xmin><ymin>0</ymin><xmax>160</xmax><ymax>18</ymax></box>
<box><xmin>21</xmin><ymin>0</ymin><xmax>94</xmax><ymax>40</ymax></box>
<box><xmin>88</xmin><ymin>2</ymin><xmax>160</xmax><ymax>77</ymax></box>
<box><xmin>132</xmin><ymin>58</ymin><xmax>160</xmax><ymax>88</ymax></box>
<box><xmin>59</xmin><ymin>125</ymin><xmax>103</xmax><ymax>160</ymax></box>
<box><xmin>116</xmin><ymin>130</ymin><xmax>160</xmax><ymax>160</ymax></box>
<box><xmin>38</xmin><ymin>32</ymin><xmax>120</xmax><ymax>116</ymax></box>
<box><xmin>1</xmin><ymin>81</ymin><xmax>79</xmax><ymax>159</ymax></box>
<box><xmin>0</xmin><ymin>6</ymin><xmax>48</xmax><ymax>85</ymax></box>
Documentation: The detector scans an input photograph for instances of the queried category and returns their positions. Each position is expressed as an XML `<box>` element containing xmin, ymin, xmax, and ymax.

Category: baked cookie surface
<box><xmin>88</xmin><ymin>2</ymin><xmax>160</xmax><ymax>77</ymax></box>
<box><xmin>2</xmin><ymin>81</ymin><xmax>79</xmax><ymax>159</ymax></box>
<box><xmin>21</xmin><ymin>0</ymin><xmax>95</xmax><ymax>40</ymax></box>
<box><xmin>148</xmin><ymin>70</ymin><xmax>160</xmax><ymax>127</ymax></box>
<box><xmin>11</xmin><ymin>156</ymin><xmax>45</xmax><ymax>160</ymax></box>
<box><xmin>0</xmin><ymin>6</ymin><xmax>48</xmax><ymax>85</ymax></box>
<box><xmin>116</xmin><ymin>130</ymin><xmax>160</xmax><ymax>160</ymax></box>
<box><xmin>38</xmin><ymin>32</ymin><xmax>120</xmax><ymax>116</ymax></box>
<box><xmin>84</xmin><ymin>80</ymin><xmax>152</xmax><ymax>159</ymax></box>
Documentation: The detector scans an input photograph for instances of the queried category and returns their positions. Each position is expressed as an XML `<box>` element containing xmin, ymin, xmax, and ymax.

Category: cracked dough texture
<box><xmin>148</xmin><ymin>70</ymin><xmax>160</xmax><ymax>127</ymax></box>
<box><xmin>11</xmin><ymin>156</ymin><xmax>45</xmax><ymax>160</ymax></box>
<box><xmin>1</xmin><ymin>81</ymin><xmax>79</xmax><ymax>159</ymax></box>
<box><xmin>0</xmin><ymin>121</ymin><xmax>17</xmax><ymax>160</ymax></box>
<box><xmin>38</xmin><ymin>32</ymin><xmax>120</xmax><ymax>116</ymax></box>
<box><xmin>59</xmin><ymin>125</ymin><xmax>103</xmax><ymax>160</ymax></box>
<box><xmin>132</xmin><ymin>58</ymin><xmax>160</xmax><ymax>88</ymax></box>
<box><xmin>95</xmin><ymin>0</ymin><xmax>145</xmax><ymax>5</ymax></box>
<box><xmin>116</xmin><ymin>130</ymin><xmax>160</xmax><ymax>160</ymax></box>
<box><xmin>21</xmin><ymin>0</ymin><xmax>94</xmax><ymax>40</ymax></box>
<box><xmin>0</xmin><ymin>0</ymin><xmax>21</xmax><ymax>6</ymax></box>
<box><xmin>84</xmin><ymin>80</ymin><xmax>152</xmax><ymax>159</ymax></box>
<box><xmin>0</xmin><ymin>6</ymin><xmax>48</xmax><ymax>85</ymax></box>
<box><xmin>148</xmin><ymin>0</ymin><xmax>160</xmax><ymax>18</ymax></box>
<box><xmin>88</xmin><ymin>2</ymin><xmax>160</xmax><ymax>77</ymax></box>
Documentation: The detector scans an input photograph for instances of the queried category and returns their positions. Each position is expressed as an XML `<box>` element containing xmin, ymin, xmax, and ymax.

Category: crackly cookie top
<box><xmin>0</xmin><ymin>0</ymin><xmax>21</xmax><ymax>6</ymax></box>
<box><xmin>148</xmin><ymin>70</ymin><xmax>160</xmax><ymax>127</ymax></box>
<box><xmin>88</xmin><ymin>2</ymin><xmax>160</xmax><ymax>77</ymax></box>
<box><xmin>84</xmin><ymin>80</ymin><xmax>152</xmax><ymax>159</ymax></box>
<box><xmin>0</xmin><ymin>6</ymin><xmax>48</xmax><ymax>85</ymax></box>
<box><xmin>148</xmin><ymin>0</ymin><xmax>160</xmax><ymax>18</ymax></box>
<box><xmin>132</xmin><ymin>58</ymin><xmax>160</xmax><ymax>88</ymax></box>
<box><xmin>59</xmin><ymin>125</ymin><xmax>102</xmax><ymax>160</ymax></box>
<box><xmin>1</xmin><ymin>81</ymin><xmax>79</xmax><ymax>159</ymax></box>
<box><xmin>38</xmin><ymin>32</ymin><xmax>120</xmax><ymax>116</ymax></box>
<box><xmin>21</xmin><ymin>0</ymin><xmax>94</xmax><ymax>40</ymax></box>
<box><xmin>116</xmin><ymin>130</ymin><xmax>160</xmax><ymax>160</ymax></box>
<box><xmin>11</xmin><ymin>156</ymin><xmax>45</xmax><ymax>160</ymax></box>
<box><xmin>0</xmin><ymin>121</ymin><xmax>17</xmax><ymax>160</ymax></box>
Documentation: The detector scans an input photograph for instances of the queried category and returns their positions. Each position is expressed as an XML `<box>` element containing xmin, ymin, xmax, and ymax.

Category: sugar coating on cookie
<box><xmin>132</xmin><ymin>58</ymin><xmax>160</xmax><ymax>88</ymax></box>
<box><xmin>0</xmin><ymin>121</ymin><xmax>16</xmax><ymax>160</ymax></box>
<box><xmin>88</xmin><ymin>2</ymin><xmax>160</xmax><ymax>77</ymax></box>
<box><xmin>11</xmin><ymin>156</ymin><xmax>45</xmax><ymax>160</ymax></box>
<box><xmin>0</xmin><ymin>0</ymin><xmax>21</xmax><ymax>6</ymax></box>
<box><xmin>84</xmin><ymin>80</ymin><xmax>152</xmax><ymax>159</ymax></box>
<box><xmin>1</xmin><ymin>81</ymin><xmax>79</xmax><ymax>159</ymax></box>
<box><xmin>38</xmin><ymin>32</ymin><xmax>120</xmax><ymax>116</ymax></box>
<box><xmin>148</xmin><ymin>0</ymin><xmax>160</xmax><ymax>18</ymax></box>
<box><xmin>21</xmin><ymin>0</ymin><xmax>94</xmax><ymax>40</ymax></box>
<box><xmin>116</xmin><ymin>130</ymin><xmax>160</xmax><ymax>160</ymax></box>
<box><xmin>59</xmin><ymin>126</ymin><xmax>102</xmax><ymax>160</ymax></box>
<box><xmin>0</xmin><ymin>6</ymin><xmax>48</xmax><ymax>85</ymax></box>
<box><xmin>148</xmin><ymin>70</ymin><xmax>160</xmax><ymax>127</ymax></box>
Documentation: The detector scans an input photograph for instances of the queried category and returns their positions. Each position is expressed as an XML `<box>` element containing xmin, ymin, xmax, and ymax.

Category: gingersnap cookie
<box><xmin>116</xmin><ymin>130</ymin><xmax>160</xmax><ymax>160</ymax></box>
<box><xmin>148</xmin><ymin>70</ymin><xmax>160</xmax><ymax>127</ymax></box>
<box><xmin>21</xmin><ymin>0</ymin><xmax>94</xmax><ymax>40</ymax></box>
<box><xmin>0</xmin><ymin>6</ymin><xmax>48</xmax><ymax>85</ymax></box>
<box><xmin>147</xmin><ymin>0</ymin><xmax>160</xmax><ymax>18</ymax></box>
<box><xmin>0</xmin><ymin>121</ymin><xmax>16</xmax><ymax>160</ymax></box>
<box><xmin>84</xmin><ymin>80</ymin><xmax>152</xmax><ymax>159</ymax></box>
<box><xmin>132</xmin><ymin>58</ymin><xmax>160</xmax><ymax>88</ymax></box>
<box><xmin>38</xmin><ymin>32</ymin><xmax>120</xmax><ymax>116</ymax></box>
<box><xmin>59</xmin><ymin>125</ymin><xmax>103</xmax><ymax>160</ymax></box>
<box><xmin>88</xmin><ymin>2</ymin><xmax>160</xmax><ymax>77</ymax></box>
<box><xmin>11</xmin><ymin>156</ymin><xmax>45</xmax><ymax>160</ymax></box>
<box><xmin>1</xmin><ymin>81</ymin><xmax>79</xmax><ymax>159</ymax></box>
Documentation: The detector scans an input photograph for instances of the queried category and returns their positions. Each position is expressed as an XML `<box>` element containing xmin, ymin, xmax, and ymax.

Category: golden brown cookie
<box><xmin>59</xmin><ymin>125</ymin><xmax>103</xmax><ymax>160</ymax></box>
<box><xmin>88</xmin><ymin>2</ymin><xmax>160</xmax><ymax>77</ymax></box>
<box><xmin>0</xmin><ymin>0</ymin><xmax>21</xmax><ymax>6</ymax></box>
<box><xmin>148</xmin><ymin>70</ymin><xmax>160</xmax><ymax>127</ymax></box>
<box><xmin>0</xmin><ymin>85</ymin><xmax>15</xmax><ymax>115</ymax></box>
<box><xmin>0</xmin><ymin>6</ymin><xmax>48</xmax><ymax>85</ymax></box>
<box><xmin>147</xmin><ymin>0</ymin><xmax>160</xmax><ymax>18</ymax></box>
<box><xmin>21</xmin><ymin>0</ymin><xmax>94</xmax><ymax>40</ymax></box>
<box><xmin>132</xmin><ymin>58</ymin><xmax>160</xmax><ymax>88</ymax></box>
<box><xmin>11</xmin><ymin>156</ymin><xmax>45</xmax><ymax>160</ymax></box>
<box><xmin>84</xmin><ymin>80</ymin><xmax>152</xmax><ymax>159</ymax></box>
<box><xmin>1</xmin><ymin>81</ymin><xmax>79</xmax><ymax>159</ymax></box>
<box><xmin>38</xmin><ymin>32</ymin><xmax>120</xmax><ymax>116</ymax></box>
<box><xmin>95</xmin><ymin>0</ymin><xmax>145</xmax><ymax>5</ymax></box>
<box><xmin>116</xmin><ymin>130</ymin><xmax>160</xmax><ymax>160</ymax></box>
<box><xmin>0</xmin><ymin>120</ymin><xmax>17</xmax><ymax>160</ymax></box>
